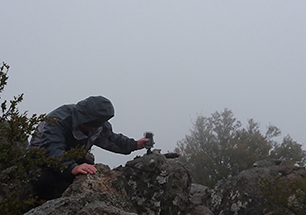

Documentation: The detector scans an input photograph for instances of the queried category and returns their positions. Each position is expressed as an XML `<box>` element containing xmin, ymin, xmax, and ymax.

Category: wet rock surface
<box><xmin>24</xmin><ymin>154</ymin><xmax>306</xmax><ymax>215</ymax></box>
<box><xmin>25</xmin><ymin>163</ymin><xmax>137</xmax><ymax>215</ymax></box>
<box><xmin>118</xmin><ymin>151</ymin><xmax>192</xmax><ymax>214</ymax></box>
<box><xmin>25</xmin><ymin>151</ymin><xmax>193</xmax><ymax>215</ymax></box>
<box><xmin>188</xmin><ymin>184</ymin><xmax>214</xmax><ymax>215</ymax></box>
<box><xmin>206</xmin><ymin>164</ymin><xmax>306</xmax><ymax>215</ymax></box>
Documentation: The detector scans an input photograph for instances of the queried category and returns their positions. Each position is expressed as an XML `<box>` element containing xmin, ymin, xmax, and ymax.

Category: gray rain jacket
<box><xmin>28</xmin><ymin>96</ymin><xmax>137</xmax><ymax>176</ymax></box>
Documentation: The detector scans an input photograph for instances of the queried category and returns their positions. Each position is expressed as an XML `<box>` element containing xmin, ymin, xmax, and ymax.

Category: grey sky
<box><xmin>1</xmin><ymin>1</ymin><xmax>306</xmax><ymax>168</ymax></box>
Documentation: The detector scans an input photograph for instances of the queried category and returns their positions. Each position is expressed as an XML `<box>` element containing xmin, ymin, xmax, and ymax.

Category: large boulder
<box><xmin>207</xmin><ymin>162</ymin><xmax>306</xmax><ymax>215</ymax></box>
<box><xmin>25</xmin><ymin>152</ymin><xmax>306</xmax><ymax>215</ymax></box>
<box><xmin>187</xmin><ymin>183</ymin><xmax>213</xmax><ymax>215</ymax></box>
<box><xmin>25</xmin><ymin>163</ymin><xmax>137</xmax><ymax>215</ymax></box>
<box><xmin>118</xmin><ymin>150</ymin><xmax>192</xmax><ymax>214</ymax></box>
<box><xmin>25</xmin><ymin>150</ymin><xmax>192</xmax><ymax>215</ymax></box>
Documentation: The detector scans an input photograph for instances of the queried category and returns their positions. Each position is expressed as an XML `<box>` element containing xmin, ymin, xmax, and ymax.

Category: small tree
<box><xmin>0</xmin><ymin>62</ymin><xmax>86</xmax><ymax>214</ymax></box>
<box><xmin>175</xmin><ymin>109</ymin><xmax>246</xmax><ymax>187</ymax></box>
<box><xmin>0</xmin><ymin>62</ymin><xmax>49</xmax><ymax>214</ymax></box>
<box><xmin>270</xmin><ymin>135</ymin><xmax>306</xmax><ymax>165</ymax></box>
<box><xmin>175</xmin><ymin>109</ymin><xmax>306</xmax><ymax>187</ymax></box>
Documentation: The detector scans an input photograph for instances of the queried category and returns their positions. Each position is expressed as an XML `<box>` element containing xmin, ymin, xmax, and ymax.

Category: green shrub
<box><xmin>0</xmin><ymin>62</ymin><xmax>86</xmax><ymax>214</ymax></box>
<box><xmin>260</xmin><ymin>167</ymin><xmax>306</xmax><ymax>215</ymax></box>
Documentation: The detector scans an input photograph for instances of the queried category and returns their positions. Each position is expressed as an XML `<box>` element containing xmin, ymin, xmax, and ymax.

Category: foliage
<box><xmin>270</xmin><ymin>135</ymin><xmax>306</xmax><ymax>165</ymax></box>
<box><xmin>0</xmin><ymin>62</ymin><xmax>86</xmax><ymax>214</ymax></box>
<box><xmin>260</xmin><ymin>172</ymin><xmax>306</xmax><ymax>215</ymax></box>
<box><xmin>175</xmin><ymin>108</ymin><xmax>306</xmax><ymax>187</ymax></box>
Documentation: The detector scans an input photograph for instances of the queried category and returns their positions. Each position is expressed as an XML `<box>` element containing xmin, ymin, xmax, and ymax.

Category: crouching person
<box><xmin>27</xmin><ymin>96</ymin><xmax>148</xmax><ymax>200</ymax></box>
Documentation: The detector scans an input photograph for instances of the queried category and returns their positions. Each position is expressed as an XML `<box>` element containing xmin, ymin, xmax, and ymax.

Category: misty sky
<box><xmin>1</xmin><ymin>1</ymin><xmax>306</xmax><ymax>168</ymax></box>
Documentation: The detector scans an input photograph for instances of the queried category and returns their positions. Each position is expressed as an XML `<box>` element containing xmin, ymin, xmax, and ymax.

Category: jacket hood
<box><xmin>74</xmin><ymin>96</ymin><xmax>115</xmax><ymax>128</ymax></box>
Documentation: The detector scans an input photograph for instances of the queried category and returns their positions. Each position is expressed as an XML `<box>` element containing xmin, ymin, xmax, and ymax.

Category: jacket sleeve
<box><xmin>32</xmin><ymin>120</ymin><xmax>78</xmax><ymax>177</ymax></box>
<box><xmin>94</xmin><ymin>122</ymin><xmax>138</xmax><ymax>154</ymax></box>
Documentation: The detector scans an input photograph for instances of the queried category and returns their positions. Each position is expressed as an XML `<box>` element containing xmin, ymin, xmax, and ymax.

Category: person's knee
<box><xmin>32</xmin><ymin>168</ymin><xmax>73</xmax><ymax>200</ymax></box>
<box><xmin>32</xmin><ymin>169</ymin><xmax>57</xmax><ymax>200</ymax></box>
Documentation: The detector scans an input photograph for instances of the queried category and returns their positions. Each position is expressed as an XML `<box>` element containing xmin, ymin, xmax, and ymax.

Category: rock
<box><xmin>188</xmin><ymin>184</ymin><xmax>214</xmax><ymax>215</ymax></box>
<box><xmin>253</xmin><ymin>158</ymin><xmax>285</xmax><ymax>167</ymax></box>
<box><xmin>25</xmin><ymin>151</ymin><xmax>192</xmax><ymax>215</ymax></box>
<box><xmin>189</xmin><ymin>183</ymin><xmax>210</xmax><ymax>205</ymax></box>
<box><xmin>207</xmin><ymin>164</ymin><xmax>306</xmax><ymax>215</ymax></box>
<box><xmin>25</xmin><ymin>151</ymin><xmax>306</xmax><ymax>215</ymax></box>
<box><xmin>24</xmin><ymin>193</ymin><xmax>137</xmax><ymax>215</ymax></box>
<box><xmin>25</xmin><ymin>163</ymin><xmax>137</xmax><ymax>215</ymax></box>
<box><xmin>187</xmin><ymin>205</ymin><xmax>214</xmax><ymax>215</ymax></box>
<box><xmin>118</xmin><ymin>151</ymin><xmax>192</xmax><ymax>214</ymax></box>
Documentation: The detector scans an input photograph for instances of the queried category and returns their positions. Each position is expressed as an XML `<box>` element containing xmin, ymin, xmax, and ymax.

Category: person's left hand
<box><xmin>71</xmin><ymin>163</ymin><xmax>97</xmax><ymax>175</ymax></box>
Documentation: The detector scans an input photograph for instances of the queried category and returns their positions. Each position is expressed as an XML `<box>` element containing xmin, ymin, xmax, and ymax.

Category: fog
<box><xmin>1</xmin><ymin>1</ymin><xmax>305</xmax><ymax>167</ymax></box>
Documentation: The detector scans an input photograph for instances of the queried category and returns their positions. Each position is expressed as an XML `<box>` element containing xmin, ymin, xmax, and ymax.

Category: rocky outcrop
<box><xmin>206</xmin><ymin>163</ymin><xmax>306</xmax><ymax>215</ymax></box>
<box><xmin>25</xmin><ymin>163</ymin><xmax>136</xmax><ymax>215</ymax></box>
<box><xmin>25</xmin><ymin>153</ymin><xmax>306</xmax><ymax>215</ymax></box>
<box><xmin>25</xmin><ymin>150</ymin><xmax>195</xmax><ymax>215</ymax></box>
<box><xmin>188</xmin><ymin>184</ymin><xmax>213</xmax><ymax>215</ymax></box>
<box><xmin>117</xmin><ymin>151</ymin><xmax>192</xmax><ymax>214</ymax></box>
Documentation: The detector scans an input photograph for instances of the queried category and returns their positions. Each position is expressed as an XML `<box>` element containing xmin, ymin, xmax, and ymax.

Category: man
<box><xmin>27</xmin><ymin>96</ymin><xmax>149</xmax><ymax>200</ymax></box>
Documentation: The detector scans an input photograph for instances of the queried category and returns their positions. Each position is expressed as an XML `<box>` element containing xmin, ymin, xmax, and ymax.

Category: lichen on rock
<box><xmin>118</xmin><ymin>151</ymin><xmax>192</xmax><ymax>214</ymax></box>
<box><xmin>25</xmin><ymin>150</ymin><xmax>193</xmax><ymax>215</ymax></box>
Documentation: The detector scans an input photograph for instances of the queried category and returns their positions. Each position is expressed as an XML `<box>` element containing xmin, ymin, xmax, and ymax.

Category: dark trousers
<box><xmin>32</xmin><ymin>168</ymin><xmax>75</xmax><ymax>201</ymax></box>
<box><xmin>32</xmin><ymin>153</ymin><xmax>94</xmax><ymax>201</ymax></box>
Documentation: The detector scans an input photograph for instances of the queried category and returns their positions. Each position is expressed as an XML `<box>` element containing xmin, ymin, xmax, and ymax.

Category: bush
<box><xmin>260</xmin><ymin>170</ymin><xmax>306</xmax><ymax>215</ymax></box>
<box><xmin>0</xmin><ymin>62</ymin><xmax>85</xmax><ymax>214</ymax></box>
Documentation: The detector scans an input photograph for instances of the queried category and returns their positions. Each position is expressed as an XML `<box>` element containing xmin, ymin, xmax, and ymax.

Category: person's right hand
<box><xmin>137</xmin><ymin>138</ymin><xmax>148</xmax><ymax>149</ymax></box>
<box><xmin>71</xmin><ymin>163</ymin><xmax>97</xmax><ymax>175</ymax></box>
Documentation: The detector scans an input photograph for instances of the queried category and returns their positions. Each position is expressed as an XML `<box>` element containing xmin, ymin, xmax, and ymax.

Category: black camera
<box><xmin>143</xmin><ymin>132</ymin><xmax>154</xmax><ymax>154</ymax></box>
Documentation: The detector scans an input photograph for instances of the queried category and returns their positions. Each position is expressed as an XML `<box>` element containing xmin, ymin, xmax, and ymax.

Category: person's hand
<box><xmin>137</xmin><ymin>138</ymin><xmax>148</xmax><ymax>149</ymax></box>
<box><xmin>137</xmin><ymin>138</ymin><xmax>156</xmax><ymax>149</ymax></box>
<box><xmin>71</xmin><ymin>163</ymin><xmax>97</xmax><ymax>175</ymax></box>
